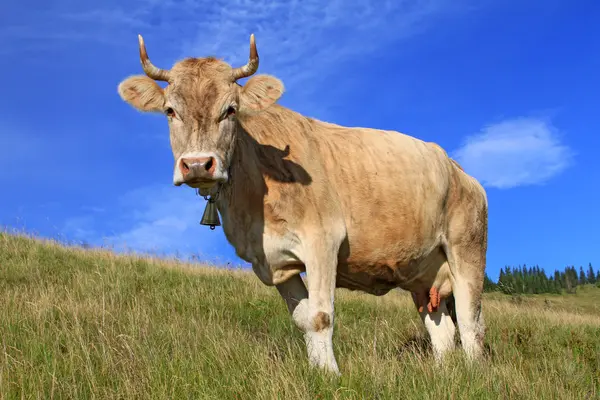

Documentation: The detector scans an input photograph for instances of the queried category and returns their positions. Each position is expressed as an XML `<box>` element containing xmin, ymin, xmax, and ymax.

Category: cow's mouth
<box><xmin>173</xmin><ymin>177</ymin><xmax>217</xmax><ymax>188</ymax></box>
<box><xmin>183</xmin><ymin>179</ymin><xmax>217</xmax><ymax>189</ymax></box>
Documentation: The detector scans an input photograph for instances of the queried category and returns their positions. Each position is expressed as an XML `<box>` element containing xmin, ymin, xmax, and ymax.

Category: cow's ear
<box><xmin>118</xmin><ymin>75</ymin><xmax>165</xmax><ymax>112</ymax></box>
<box><xmin>238</xmin><ymin>74</ymin><xmax>284</xmax><ymax>114</ymax></box>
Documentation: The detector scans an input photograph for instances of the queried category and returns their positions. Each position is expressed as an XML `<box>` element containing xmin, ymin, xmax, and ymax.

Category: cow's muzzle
<box><xmin>176</xmin><ymin>156</ymin><xmax>218</xmax><ymax>188</ymax></box>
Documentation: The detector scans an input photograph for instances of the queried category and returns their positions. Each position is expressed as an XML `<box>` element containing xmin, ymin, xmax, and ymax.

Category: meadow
<box><xmin>1</xmin><ymin>232</ymin><xmax>599</xmax><ymax>399</ymax></box>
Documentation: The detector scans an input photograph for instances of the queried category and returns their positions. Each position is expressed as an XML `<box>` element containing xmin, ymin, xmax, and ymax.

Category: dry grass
<box><xmin>1</xmin><ymin>232</ymin><xmax>599</xmax><ymax>399</ymax></box>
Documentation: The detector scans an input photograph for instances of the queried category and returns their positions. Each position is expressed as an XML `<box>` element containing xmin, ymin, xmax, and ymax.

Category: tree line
<box><xmin>484</xmin><ymin>263</ymin><xmax>599</xmax><ymax>295</ymax></box>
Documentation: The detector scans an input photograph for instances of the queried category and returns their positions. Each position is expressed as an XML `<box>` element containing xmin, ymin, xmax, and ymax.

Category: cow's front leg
<box><xmin>276</xmin><ymin>255</ymin><xmax>340</xmax><ymax>374</ymax></box>
<box><xmin>302</xmin><ymin>244</ymin><xmax>340</xmax><ymax>375</ymax></box>
<box><xmin>276</xmin><ymin>274</ymin><xmax>310</xmax><ymax>332</ymax></box>
<box><xmin>277</xmin><ymin>274</ymin><xmax>340</xmax><ymax>373</ymax></box>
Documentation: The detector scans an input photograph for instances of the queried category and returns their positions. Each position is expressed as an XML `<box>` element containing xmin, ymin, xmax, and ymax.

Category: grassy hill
<box><xmin>1</xmin><ymin>233</ymin><xmax>599</xmax><ymax>399</ymax></box>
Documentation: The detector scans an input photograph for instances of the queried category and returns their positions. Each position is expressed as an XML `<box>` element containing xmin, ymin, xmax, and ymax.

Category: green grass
<box><xmin>1</xmin><ymin>232</ymin><xmax>599</xmax><ymax>399</ymax></box>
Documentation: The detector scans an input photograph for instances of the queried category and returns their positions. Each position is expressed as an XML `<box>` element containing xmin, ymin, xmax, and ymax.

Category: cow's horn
<box><xmin>231</xmin><ymin>34</ymin><xmax>259</xmax><ymax>81</ymax></box>
<box><xmin>138</xmin><ymin>34</ymin><xmax>171</xmax><ymax>82</ymax></box>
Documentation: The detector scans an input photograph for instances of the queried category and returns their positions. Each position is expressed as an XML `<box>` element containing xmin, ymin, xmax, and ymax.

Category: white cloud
<box><xmin>178</xmin><ymin>0</ymin><xmax>467</xmax><ymax>92</ymax></box>
<box><xmin>452</xmin><ymin>117</ymin><xmax>574</xmax><ymax>189</ymax></box>
<box><xmin>2</xmin><ymin>0</ymin><xmax>473</xmax><ymax>90</ymax></box>
<box><xmin>63</xmin><ymin>184</ymin><xmax>242</xmax><ymax>265</ymax></box>
<box><xmin>63</xmin><ymin>216</ymin><xmax>96</xmax><ymax>241</ymax></box>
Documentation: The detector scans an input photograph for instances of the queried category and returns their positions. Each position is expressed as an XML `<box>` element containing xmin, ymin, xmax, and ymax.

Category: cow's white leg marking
<box><xmin>452</xmin><ymin>277</ymin><xmax>485</xmax><ymax>360</ymax></box>
<box><xmin>415</xmin><ymin>298</ymin><xmax>456</xmax><ymax>360</ymax></box>
<box><xmin>445</xmin><ymin>245</ymin><xmax>486</xmax><ymax>361</ymax></box>
<box><xmin>276</xmin><ymin>270</ymin><xmax>339</xmax><ymax>374</ymax></box>
<box><xmin>301</xmin><ymin>240</ymin><xmax>340</xmax><ymax>375</ymax></box>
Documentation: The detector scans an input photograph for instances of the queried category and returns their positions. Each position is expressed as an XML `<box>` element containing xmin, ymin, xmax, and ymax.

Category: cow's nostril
<box><xmin>182</xmin><ymin>161</ymin><xmax>190</xmax><ymax>173</ymax></box>
<box><xmin>205</xmin><ymin>158</ymin><xmax>214</xmax><ymax>172</ymax></box>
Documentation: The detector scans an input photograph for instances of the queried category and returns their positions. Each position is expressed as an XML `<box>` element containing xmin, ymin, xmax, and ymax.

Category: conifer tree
<box><xmin>483</xmin><ymin>273</ymin><xmax>497</xmax><ymax>292</ymax></box>
<box><xmin>579</xmin><ymin>266</ymin><xmax>587</xmax><ymax>285</ymax></box>
<box><xmin>484</xmin><ymin>264</ymin><xmax>600</xmax><ymax>295</ymax></box>
<box><xmin>587</xmin><ymin>263</ymin><xmax>595</xmax><ymax>284</ymax></box>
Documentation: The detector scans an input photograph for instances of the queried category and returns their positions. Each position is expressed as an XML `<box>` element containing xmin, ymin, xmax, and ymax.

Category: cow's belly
<box><xmin>336</xmin><ymin>245</ymin><xmax>453</xmax><ymax>297</ymax></box>
<box><xmin>225</xmin><ymin>192</ymin><xmax>452</xmax><ymax>297</ymax></box>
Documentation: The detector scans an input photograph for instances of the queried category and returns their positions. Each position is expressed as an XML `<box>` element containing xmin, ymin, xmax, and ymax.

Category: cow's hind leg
<box><xmin>444</xmin><ymin>176</ymin><xmax>488</xmax><ymax>361</ymax></box>
<box><xmin>444</xmin><ymin>243</ymin><xmax>487</xmax><ymax>361</ymax></box>
<box><xmin>412</xmin><ymin>291</ymin><xmax>456</xmax><ymax>360</ymax></box>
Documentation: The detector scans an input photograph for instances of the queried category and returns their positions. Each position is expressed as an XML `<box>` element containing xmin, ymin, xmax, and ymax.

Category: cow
<box><xmin>117</xmin><ymin>34</ymin><xmax>488</xmax><ymax>375</ymax></box>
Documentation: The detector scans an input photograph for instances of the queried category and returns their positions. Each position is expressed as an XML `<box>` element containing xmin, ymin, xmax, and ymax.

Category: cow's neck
<box><xmin>223</xmin><ymin>125</ymin><xmax>268</xmax><ymax>201</ymax></box>
<box><xmin>210</xmin><ymin>123</ymin><xmax>271</xmax><ymax>260</ymax></box>
<box><xmin>212</xmin><ymin>107</ymin><xmax>306</xmax><ymax>261</ymax></box>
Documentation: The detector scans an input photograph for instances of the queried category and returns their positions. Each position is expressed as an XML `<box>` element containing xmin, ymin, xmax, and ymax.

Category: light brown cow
<box><xmin>118</xmin><ymin>34</ymin><xmax>488</xmax><ymax>375</ymax></box>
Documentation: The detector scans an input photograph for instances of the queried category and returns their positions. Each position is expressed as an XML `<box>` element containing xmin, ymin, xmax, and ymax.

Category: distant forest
<box><xmin>484</xmin><ymin>263</ymin><xmax>599</xmax><ymax>294</ymax></box>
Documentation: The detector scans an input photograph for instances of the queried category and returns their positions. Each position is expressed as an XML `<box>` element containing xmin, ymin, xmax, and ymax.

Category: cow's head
<box><xmin>118</xmin><ymin>34</ymin><xmax>284</xmax><ymax>190</ymax></box>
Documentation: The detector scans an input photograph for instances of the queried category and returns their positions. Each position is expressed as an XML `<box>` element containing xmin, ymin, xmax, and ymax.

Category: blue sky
<box><xmin>1</xmin><ymin>0</ymin><xmax>598</xmax><ymax>280</ymax></box>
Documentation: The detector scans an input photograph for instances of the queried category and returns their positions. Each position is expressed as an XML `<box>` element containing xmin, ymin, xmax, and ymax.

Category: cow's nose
<box><xmin>179</xmin><ymin>157</ymin><xmax>217</xmax><ymax>181</ymax></box>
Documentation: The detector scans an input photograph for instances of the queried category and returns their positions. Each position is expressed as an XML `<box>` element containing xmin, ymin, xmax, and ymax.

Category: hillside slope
<box><xmin>1</xmin><ymin>233</ymin><xmax>599</xmax><ymax>399</ymax></box>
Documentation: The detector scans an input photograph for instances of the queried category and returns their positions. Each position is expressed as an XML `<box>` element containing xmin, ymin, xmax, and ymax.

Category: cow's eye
<box><xmin>165</xmin><ymin>107</ymin><xmax>175</xmax><ymax>117</ymax></box>
<box><xmin>220</xmin><ymin>106</ymin><xmax>236</xmax><ymax>122</ymax></box>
